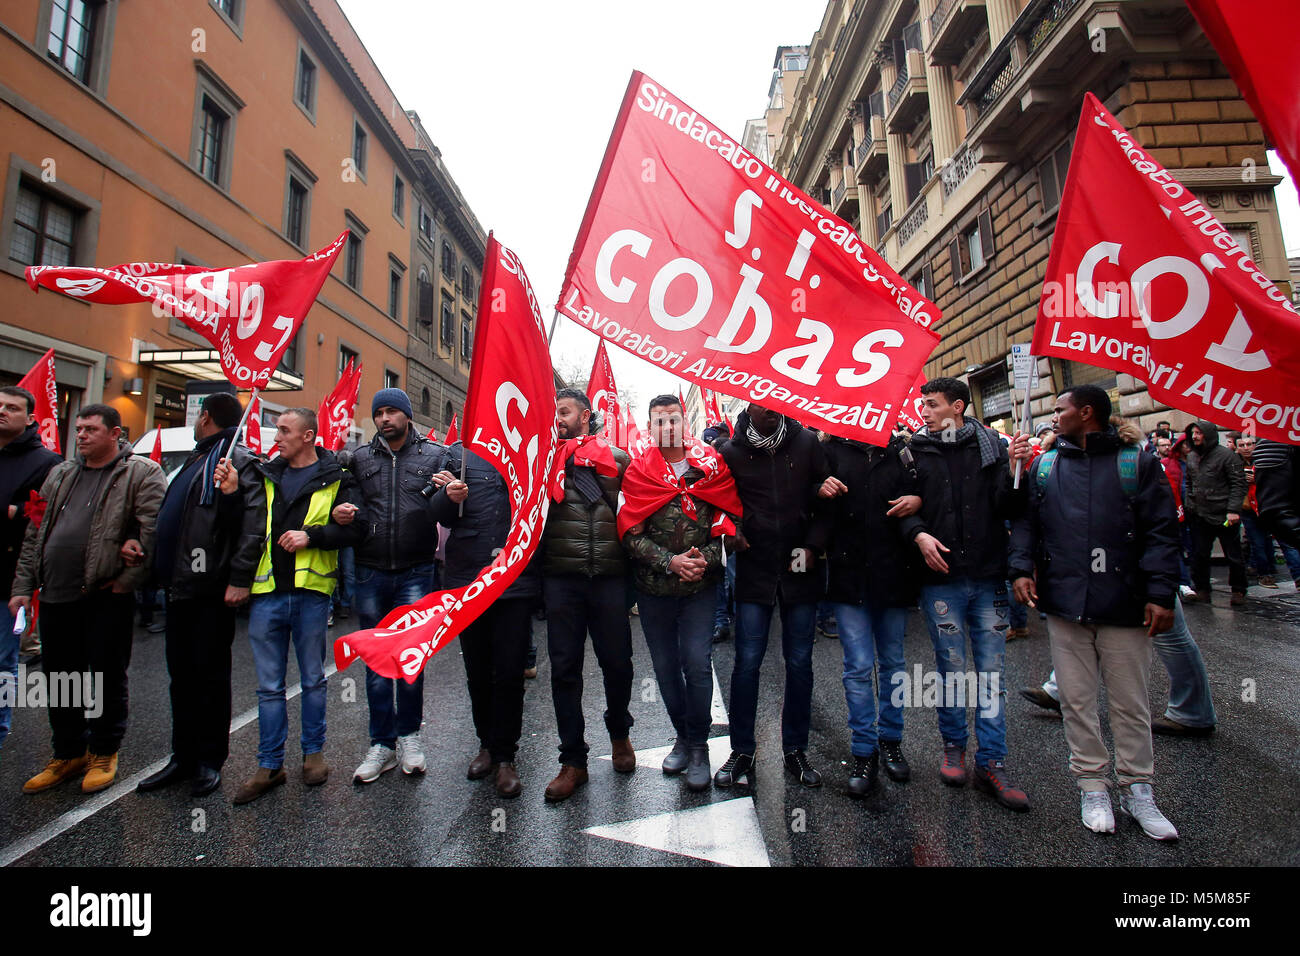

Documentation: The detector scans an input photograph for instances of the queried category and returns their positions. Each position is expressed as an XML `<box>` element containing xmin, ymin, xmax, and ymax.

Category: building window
<box><xmin>440</xmin><ymin>241</ymin><xmax>456</xmax><ymax>279</ymax></box>
<box><xmin>352</xmin><ymin>122</ymin><xmax>368</xmax><ymax>179</ymax></box>
<box><xmin>46</xmin><ymin>0</ymin><xmax>98</xmax><ymax>84</ymax></box>
<box><xmin>279</xmin><ymin>331</ymin><xmax>300</xmax><ymax>374</ymax></box>
<box><xmin>1037</xmin><ymin>137</ymin><xmax>1073</xmax><ymax>215</ymax></box>
<box><xmin>392</xmin><ymin>175</ymin><xmax>405</xmax><ymax>223</ymax></box>
<box><xmin>196</xmin><ymin>97</ymin><xmax>228</xmax><ymax>185</ymax></box>
<box><xmin>384</xmin><ymin>369</ymin><xmax>399</xmax><ymax>390</ymax></box>
<box><xmin>417</xmin><ymin>203</ymin><xmax>434</xmax><ymax>243</ymax></box>
<box><xmin>909</xmin><ymin>262</ymin><xmax>934</xmax><ymax>303</ymax></box>
<box><xmin>947</xmin><ymin>209</ymin><xmax>994</xmax><ymax>283</ymax></box>
<box><xmin>345</xmin><ymin>232</ymin><xmax>362</xmax><ymax>289</ymax></box>
<box><xmin>388</xmin><ymin>268</ymin><xmax>402</xmax><ymax>320</ymax></box>
<box><xmin>9</xmin><ymin>183</ymin><xmax>77</xmax><ymax>267</ymax></box>
<box><xmin>421</xmin><ymin>388</ymin><xmax>431</xmax><ymax>416</ymax></box>
<box><xmin>295</xmin><ymin>49</ymin><xmax>317</xmax><ymax>117</ymax></box>
<box><xmin>339</xmin><ymin>345</ymin><xmax>359</xmax><ymax>376</ymax></box>
<box><xmin>444</xmin><ymin>401</ymin><xmax>454</xmax><ymax>430</ymax></box>
<box><xmin>190</xmin><ymin>68</ymin><xmax>243</xmax><ymax>190</ymax></box>
<box><xmin>440</xmin><ymin>293</ymin><xmax>454</xmax><ymax>349</ymax></box>
<box><xmin>461</xmin><ymin>313</ymin><xmax>472</xmax><ymax>362</ymax></box>
<box><xmin>417</xmin><ymin>267</ymin><xmax>434</xmax><ymax>333</ymax></box>
<box><xmin>282</xmin><ymin>156</ymin><xmax>315</xmax><ymax>249</ymax></box>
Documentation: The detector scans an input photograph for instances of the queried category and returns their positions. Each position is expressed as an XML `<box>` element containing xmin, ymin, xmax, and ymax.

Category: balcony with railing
<box><xmin>875</xmin><ymin>206</ymin><xmax>893</xmax><ymax>240</ymax></box>
<box><xmin>940</xmin><ymin>142</ymin><xmax>980</xmax><ymax>199</ymax></box>
<box><xmin>886</xmin><ymin>22</ymin><xmax>929</xmax><ymax>133</ymax></box>
<box><xmin>854</xmin><ymin>113</ymin><xmax>888</xmax><ymax>181</ymax></box>
<box><xmin>928</xmin><ymin>0</ymin><xmax>989</xmax><ymax>66</ymax></box>
<box><xmin>832</xmin><ymin>177</ymin><xmax>858</xmax><ymax>217</ymax></box>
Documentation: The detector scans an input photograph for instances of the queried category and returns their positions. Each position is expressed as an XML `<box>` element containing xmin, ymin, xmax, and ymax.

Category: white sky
<box><xmin>336</xmin><ymin>0</ymin><xmax>1300</xmax><ymax>414</ymax></box>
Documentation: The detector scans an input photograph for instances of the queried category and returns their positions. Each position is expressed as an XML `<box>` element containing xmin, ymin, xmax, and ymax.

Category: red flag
<box><xmin>1186</xmin><ymin>1</ymin><xmax>1300</xmax><ymax>187</ymax></box>
<box><xmin>443</xmin><ymin>414</ymin><xmax>459</xmax><ymax>446</ymax></box>
<box><xmin>558</xmin><ymin>72</ymin><xmax>940</xmax><ymax>446</ymax></box>
<box><xmin>26</xmin><ymin>233</ymin><xmax>346</xmax><ymax>390</ymax></box>
<box><xmin>897</xmin><ymin>373</ymin><xmax>926</xmax><ymax>433</ymax></box>
<box><xmin>244</xmin><ymin>394</ymin><xmax>264</xmax><ymax>455</ymax></box>
<box><xmin>16</xmin><ymin>347</ymin><xmax>60</xmax><ymax>453</ymax></box>
<box><xmin>705</xmin><ymin>388</ymin><xmax>727</xmax><ymax>427</ymax></box>
<box><xmin>617</xmin><ymin>438</ymin><xmax>741</xmax><ymax>539</ymax></box>
<box><xmin>149</xmin><ymin>426</ymin><xmax>163</xmax><ymax>465</ymax></box>
<box><xmin>426</xmin><ymin>426</ymin><xmax>438</xmax><ymax>442</ymax></box>
<box><xmin>334</xmin><ymin>236</ymin><xmax>560</xmax><ymax>681</ymax></box>
<box><xmin>1031</xmin><ymin>93</ymin><xmax>1300</xmax><ymax>444</ymax></box>
<box><xmin>587</xmin><ymin>340</ymin><xmax>647</xmax><ymax>452</ymax></box>
<box><xmin>316</xmin><ymin>358</ymin><xmax>362</xmax><ymax>451</ymax></box>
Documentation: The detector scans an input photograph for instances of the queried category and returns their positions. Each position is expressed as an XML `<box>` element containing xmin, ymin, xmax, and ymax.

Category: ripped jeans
<box><xmin>919</xmin><ymin>576</ymin><xmax>1009</xmax><ymax>768</ymax></box>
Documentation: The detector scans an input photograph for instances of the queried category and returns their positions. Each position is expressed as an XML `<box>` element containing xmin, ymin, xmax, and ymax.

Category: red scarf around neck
<box><xmin>617</xmin><ymin>438</ymin><xmax>742</xmax><ymax>538</ymax></box>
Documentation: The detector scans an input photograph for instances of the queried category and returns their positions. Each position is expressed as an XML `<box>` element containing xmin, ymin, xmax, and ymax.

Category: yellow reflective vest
<box><xmin>251</xmin><ymin>476</ymin><xmax>342</xmax><ymax>596</ymax></box>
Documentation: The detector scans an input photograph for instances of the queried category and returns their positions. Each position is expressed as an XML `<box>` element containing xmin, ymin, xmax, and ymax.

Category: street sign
<box><xmin>1011</xmin><ymin>343</ymin><xmax>1039</xmax><ymax>392</ymax></box>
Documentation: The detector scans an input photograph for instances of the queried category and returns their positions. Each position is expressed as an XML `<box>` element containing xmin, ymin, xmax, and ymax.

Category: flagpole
<box><xmin>223</xmin><ymin>387</ymin><xmax>261</xmax><ymax>462</ymax></box>
<box><xmin>1013</xmin><ymin>384</ymin><xmax>1032</xmax><ymax>489</ymax></box>
<box><xmin>547</xmin><ymin>309</ymin><xmax>562</xmax><ymax>344</ymax></box>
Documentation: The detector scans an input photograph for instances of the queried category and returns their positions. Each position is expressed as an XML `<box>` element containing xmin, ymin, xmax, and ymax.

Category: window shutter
<box><xmin>978</xmin><ymin>209</ymin><xmax>994</xmax><ymax>260</ymax></box>
<box><xmin>948</xmin><ymin>237</ymin><xmax>962</xmax><ymax>282</ymax></box>
<box><xmin>922</xmin><ymin>262</ymin><xmax>934</xmax><ymax>301</ymax></box>
<box><xmin>1038</xmin><ymin>156</ymin><xmax>1058</xmax><ymax>210</ymax></box>
<box><xmin>904</xmin><ymin>162</ymin><xmax>925</xmax><ymax>205</ymax></box>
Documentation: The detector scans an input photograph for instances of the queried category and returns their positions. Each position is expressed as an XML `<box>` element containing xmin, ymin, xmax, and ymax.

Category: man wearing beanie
<box><xmin>341</xmin><ymin>388</ymin><xmax>453</xmax><ymax>784</ymax></box>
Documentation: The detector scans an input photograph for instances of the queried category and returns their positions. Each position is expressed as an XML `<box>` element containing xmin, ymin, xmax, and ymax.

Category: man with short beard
<box><xmin>1183</xmin><ymin>421</ymin><xmax>1248</xmax><ymax>606</ymax></box>
<box><xmin>539</xmin><ymin>388</ymin><xmax>635</xmax><ymax>802</ymax></box>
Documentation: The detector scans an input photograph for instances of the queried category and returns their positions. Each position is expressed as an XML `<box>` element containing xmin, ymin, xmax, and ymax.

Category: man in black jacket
<box><xmin>233</xmin><ymin>408</ymin><xmax>363</xmax><ymax>805</ymax></box>
<box><xmin>134</xmin><ymin>393</ymin><xmax>265</xmax><ymax>797</ymax></box>
<box><xmin>0</xmin><ymin>386</ymin><xmax>61</xmax><ymax>751</ymax></box>
<box><xmin>1254</xmin><ymin>438</ymin><xmax>1300</xmax><ymax>551</ymax></box>
<box><xmin>339</xmin><ymin>389</ymin><xmax>447</xmax><ymax>785</ymax></box>
<box><xmin>431</xmin><ymin>441</ymin><xmax>541</xmax><ymax>799</ymax></box>
<box><xmin>1183</xmin><ymin>420</ymin><xmax>1248</xmax><ymax>605</ymax></box>
<box><xmin>540</xmin><ymin>388</ymin><xmax>635</xmax><ymax>803</ymax></box>
<box><xmin>811</xmin><ymin>432</ymin><xmax>921</xmax><ymax>795</ymax></box>
<box><xmin>714</xmin><ymin>404</ymin><xmax>837</xmax><ymax>789</ymax></box>
<box><xmin>899</xmin><ymin>377</ymin><xmax>1031</xmax><ymax>812</ymax></box>
<box><xmin>1009</xmin><ymin>386</ymin><xmax>1181</xmax><ymax>840</ymax></box>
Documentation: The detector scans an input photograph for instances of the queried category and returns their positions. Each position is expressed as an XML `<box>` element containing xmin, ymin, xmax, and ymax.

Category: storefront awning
<box><xmin>137</xmin><ymin>350</ymin><xmax>304</xmax><ymax>391</ymax></box>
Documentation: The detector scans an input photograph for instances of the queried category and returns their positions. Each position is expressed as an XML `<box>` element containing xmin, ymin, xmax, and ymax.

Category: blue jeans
<box><xmin>920</xmin><ymin>577</ymin><xmax>1009</xmax><ymax>768</ymax></box>
<box><xmin>1152</xmin><ymin>598</ymin><xmax>1217</xmax><ymax>728</ymax></box>
<box><xmin>638</xmin><ymin>588</ymin><xmax>715</xmax><ymax>747</ymax></box>
<box><xmin>729</xmin><ymin>599</ymin><xmax>816</xmax><ymax>754</ymax></box>
<box><xmin>713</xmin><ymin>554</ymin><xmax>736</xmax><ymax>630</ymax></box>
<box><xmin>333</xmin><ymin>547</ymin><xmax>355</xmax><ymax>611</ymax></box>
<box><xmin>832</xmin><ymin>601</ymin><xmax>906</xmax><ymax>757</ymax></box>
<box><xmin>248</xmin><ymin>590</ymin><xmax>331</xmax><ymax>769</ymax></box>
<box><xmin>0</xmin><ymin>603</ymin><xmax>16</xmax><ymax>748</ymax></box>
<box><xmin>355</xmin><ymin>562</ymin><xmax>437</xmax><ymax>748</ymax></box>
<box><xmin>1242</xmin><ymin>511</ymin><xmax>1300</xmax><ymax>581</ymax></box>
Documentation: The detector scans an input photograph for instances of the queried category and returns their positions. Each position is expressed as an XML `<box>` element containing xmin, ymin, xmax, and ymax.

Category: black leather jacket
<box><xmin>349</xmin><ymin>430</ymin><xmax>445</xmax><ymax>571</ymax></box>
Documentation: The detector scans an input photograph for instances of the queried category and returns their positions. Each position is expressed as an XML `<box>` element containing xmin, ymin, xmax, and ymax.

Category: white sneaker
<box><xmin>396</xmin><ymin>734</ymin><xmax>427</xmax><ymax>775</ymax></box>
<box><xmin>1179</xmin><ymin>585</ymin><xmax>1195</xmax><ymax>598</ymax></box>
<box><xmin>1081</xmin><ymin>790</ymin><xmax>1115</xmax><ymax>833</ymax></box>
<box><xmin>1119</xmin><ymin>783</ymin><xmax>1179</xmax><ymax>841</ymax></box>
<box><xmin>353</xmin><ymin>744</ymin><xmax>397</xmax><ymax>783</ymax></box>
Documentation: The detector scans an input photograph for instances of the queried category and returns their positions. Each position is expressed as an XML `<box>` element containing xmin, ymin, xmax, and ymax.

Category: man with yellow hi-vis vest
<box><xmin>216</xmin><ymin>407</ymin><xmax>363</xmax><ymax>806</ymax></box>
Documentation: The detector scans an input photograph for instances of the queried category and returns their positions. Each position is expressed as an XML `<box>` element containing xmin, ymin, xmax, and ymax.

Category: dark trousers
<box><xmin>544</xmin><ymin>574</ymin><xmax>634</xmax><ymax>768</ymax></box>
<box><xmin>165</xmin><ymin>596</ymin><xmax>236</xmax><ymax>770</ymax></box>
<box><xmin>638</xmin><ymin>588</ymin><xmax>716</xmax><ymax>747</ymax></box>
<box><xmin>1190</xmin><ymin>515</ymin><xmax>1247</xmax><ymax>594</ymax></box>
<box><xmin>729</xmin><ymin>598</ymin><xmax>817</xmax><ymax>754</ymax></box>
<box><xmin>40</xmin><ymin>591</ymin><xmax>134</xmax><ymax>759</ymax></box>
<box><xmin>460</xmin><ymin>597</ymin><xmax>533</xmax><ymax>764</ymax></box>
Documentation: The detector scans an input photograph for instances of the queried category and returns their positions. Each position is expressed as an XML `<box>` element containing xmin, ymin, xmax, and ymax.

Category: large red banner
<box><xmin>1032</xmin><ymin>93</ymin><xmax>1300</xmax><ymax>444</ymax></box>
<box><xmin>558</xmin><ymin>72</ymin><xmax>940</xmax><ymax>447</ymax></box>
<box><xmin>1186</xmin><ymin>0</ymin><xmax>1300</xmax><ymax>187</ymax></box>
<box><xmin>587</xmin><ymin>340</ymin><xmax>649</xmax><ymax>454</ymax></box>
<box><xmin>334</xmin><ymin>237</ymin><xmax>560</xmax><ymax>680</ymax></box>
<box><xmin>26</xmin><ymin>234</ymin><xmax>346</xmax><ymax>390</ymax></box>
<box><xmin>16</xmin><ymin>348</ymin><xmax>60</xmax><ymax>453</ymax></box>
<box><xmin>317</xmin><ymin>358</ymin><xmax>361</xmax><ymax>451</ymax></box>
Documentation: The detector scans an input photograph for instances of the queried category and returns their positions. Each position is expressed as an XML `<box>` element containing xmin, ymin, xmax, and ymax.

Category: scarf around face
<box><xmin>745</xmin><ymin>415</ymin><xmax>787</xmax><ymax>454</ymax></box>
<box><xmin>913</xmin><ymin>419</ymin><xmax>1002</xmax><ymax>470</ymax></box>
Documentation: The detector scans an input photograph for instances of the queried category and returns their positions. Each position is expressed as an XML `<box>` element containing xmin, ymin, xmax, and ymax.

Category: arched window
<box><xmin>444</xmin><ymin>401</ymin><xmax>454</xmax><ymax>429</ymax></box>
<box><xmin>421</xmin><ymin>388</ymin><xmax>431</xmax><ymax>416</ymax></box>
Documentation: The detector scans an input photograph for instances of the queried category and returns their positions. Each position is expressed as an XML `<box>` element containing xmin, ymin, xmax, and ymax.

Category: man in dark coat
<box><xmin>810</xmin><ymin>432</ymin><xmax>921</xmax><ymax>795</ymax></box>
<box><xmin>1183</xmin><ymin>420</ymin><xmax>1248</xmax><ymax>605</ymax></box>
<box><xmin>0</xmin><ymin>385</ymin><xmax>60</xmax><ymax>751</ymax></box>
<box><xmin>898</xmin><ymin>377</ymin><xmax>1031</xmax><ymax>812</ymax></box>
<box><xmin>714</xmin><ymin>404</ymin><xmax>836</xmax><ymax>789</ymax></box>
<box><xmin>1254</xmin><ymin>438</ymin><xmax>1300</xmax><ymax>551</ymax></box>
<box><xmin>1010</xmin><ymin>385</ymin><xmax>1181</xmax><ymax>840</ymax></box>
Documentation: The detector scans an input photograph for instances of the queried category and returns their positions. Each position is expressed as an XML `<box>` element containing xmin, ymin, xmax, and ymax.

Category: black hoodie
<box><xmin>1184</xmin><ymin>420</ymin><xmax>1247</xmax><ymax>524</ymax></box>
<box><xmin>0</xmin><ymin>423</ymin><xmax>61</xmax><ymax>599</ymax></box>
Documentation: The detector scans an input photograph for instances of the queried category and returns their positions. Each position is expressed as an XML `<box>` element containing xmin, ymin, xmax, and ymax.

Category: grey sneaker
<box><xmin>685</xmin><ymin>745</ymin><xmax>710</xmax><ymax>792</ymax></box>
<box><xmin>662</xmin><ymin>739</ymin><xmax>689</xmax><ymax>775</ymax></box>
<box><xmin>1081</xmin><ymin>790</ymin><xmax>1115</xmax><ymax>833</ymax></box>
<box><xmin>396</xmin><ymin>734</ymin><xmax>426</xmax><ymax>775</ymax></box>
<box><xmin>1119</xmin><ymin>783</ymin><xmax>1179</xmax><ymax>841</ymax></box>
<box><xmin>353</xmin><ymin>744</ymin><xmax>397</xmax><ymax>784</ymax></box>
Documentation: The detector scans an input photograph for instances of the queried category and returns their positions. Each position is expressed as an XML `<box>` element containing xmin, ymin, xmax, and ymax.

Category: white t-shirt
<box><xmin>670</xmin><ymin>458</ymin><xmax>690</xmax><ymax>480</ymax></box>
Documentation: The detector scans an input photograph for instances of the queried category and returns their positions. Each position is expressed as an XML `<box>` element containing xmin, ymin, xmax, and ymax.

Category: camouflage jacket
<box><xmin>621</xmin><ymin>466</ymin><xmax>727</xmax><ymax>598</ymax></box>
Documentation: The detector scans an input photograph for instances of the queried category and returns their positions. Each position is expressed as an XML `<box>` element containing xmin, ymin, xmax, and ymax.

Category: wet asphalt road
<box><xmin>0</xmin><ymin>573</ymin><xmax>1297</xmax><ymax>867</ymax></box>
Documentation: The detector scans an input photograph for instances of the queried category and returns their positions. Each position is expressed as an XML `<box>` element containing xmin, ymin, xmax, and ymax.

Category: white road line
<box><xmin>0</xmin><ymin>664</ymin><xmax>336</xmax><ymax>868</ymax></box>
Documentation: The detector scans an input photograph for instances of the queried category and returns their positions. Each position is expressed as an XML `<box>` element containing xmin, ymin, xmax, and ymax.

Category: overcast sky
<box><xmin>336</xmin><ymin>0</ymin><xmax>1300</xmax><ymax>414</ymax></box>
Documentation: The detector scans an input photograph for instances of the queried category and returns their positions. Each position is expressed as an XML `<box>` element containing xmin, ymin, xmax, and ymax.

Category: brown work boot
<box><xmin>544</xmin><ymin>765</ymin><xmax>588</xmax><ymax>802</ymax></box>
<box><xmin>81</xmin><ymin>752</ymin><xmax>119</xmax><ymax>793</ymax></box>
<box><xmin>232</xmin><ymin>767</ymin><xmax>287</xmax><ymax>805</ymax></box>
<box><xmin>1006</xmin><ymin>627</ymin><xmax>1029</xmax><ymax>641</ymax></box>
<box><xmin>611</xmin><ymin>737</ymin><xmax>636</xmax><ymax>773</ymax></box>
<box><xmin>467</xmin><ymin>748</ymin><xmax>493</xmax><ymax>780</ymax></box>
<box><xmin>23</xmin><ymin>752</ymin><xmax>89</xmax><ymax>794</ymax></box>
<box><xmin>495</xmin><ymin>762</ymin><xmax>521</xmax><ymax>799</ymax></box>
<box><xmin>1230</xmin><ymin>591</ymin><xmax>1246</xmax><ymax>607</ymax></box>
<box><xmin>302</xmin><ymin>752</ymin><xmax>329</xmax><ymax>786</ymax></box>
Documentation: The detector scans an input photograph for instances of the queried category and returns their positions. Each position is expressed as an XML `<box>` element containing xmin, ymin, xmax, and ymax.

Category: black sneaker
<box><xmin>846</xmin><ymin>753</ymin><xmax>878</xmax><ymax>798</ymax></box>
<box><xmin>784</xmin><ymin>750</ymin><xmax>822</xmax><ymax>788</ymax></box>
<box><xmin>817</xmin><ymin>618</ymin><xmax>838</xmax><ymax>639</ymax></box>
<box><xmin>711</xmin><ymin>624</ymin><xmax>731</xmax><ymax>643</ymax></box>
<box><xmin>713</xmin><ymin>751</ymin><xmax>754</xmax><ymax>789</ymax></box>
<box><xmin>880</xmin><ymin>739</ymin><xmax>910</xmax><ymax>782</ymax></box>
<box><xmin>1019</xmin><ymin>687</ymin><xmax>1061</xmax><ymax>712</ymax></box>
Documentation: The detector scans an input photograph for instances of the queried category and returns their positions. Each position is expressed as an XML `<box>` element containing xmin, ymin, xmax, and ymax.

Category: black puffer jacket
<box><xmin>1008</xmin><ymin>425</ymin><xmax>1180</xmax><ymax>625</ymax></box>
<box><xmin>1254</xmin><ymin>439</ymin><xmax>1300</xmax><ymax>550</ymax></box>
<box><xmin>160</xmin><ymin>432</ymin><xmax>266</xmax><ymax>600</ymax></box>
<box><xmin>0</xmin><ymin>423</ymin><xmax>61</xmax><ymax>600</ymax></box>
<box><xmin>810</xmin><ymin>435</ymin><xmax>920</xmax><ymax>608</ymax></box>
<box><xmin>430</xmin><ymin>444</ymin><xmax>540</xmax><ymax>601</ymax></box>
<box><xmin>719</xmin><ymin>412</ymin><xmax>830</xmax><ymax>606</ymax></box>
<box><xmin>348</xmin><ymin>429</ymin><xmax>445</xmax><ymax>571</ymax></box>
<box><xmin>1184</xmin><ymin>420</ymin><xmax>1247</xmax><ymax>524</ymax></box>
<box><xmin>542</xmin><ymin>443</ymin><xmax>630</xmax><ymax>578</ymax></box>
<box><xmin>898</xmin><ymin>421</ymin><xmax>1026</xmax><ymax>585</ymax></box>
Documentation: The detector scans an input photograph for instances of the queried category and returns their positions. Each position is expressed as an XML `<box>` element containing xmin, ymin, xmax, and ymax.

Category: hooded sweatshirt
<box><xmin>1184</xmin><ymin>420</ymin><xmax>1247</xmax><ymax>524</ymax></box>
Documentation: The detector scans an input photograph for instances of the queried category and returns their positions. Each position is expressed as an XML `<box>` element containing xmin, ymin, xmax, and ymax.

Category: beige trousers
<box><xmin>1045</xmin><ymin>615</ymin><xmax>1154</xmax><ymax>790</ymax></box>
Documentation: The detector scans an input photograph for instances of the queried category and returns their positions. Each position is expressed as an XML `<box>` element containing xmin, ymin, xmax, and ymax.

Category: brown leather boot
<box><xmin>544</xmin><ymin>765</ymin><xmax>588</xmax><ymax>802</ymax></box>
<box><xmin>232</xmin><ymin>767</ymin><xmax>287</xmax><ymax>805</ymax></box>
<box><xmin>302</xmin><ymin>752</ymin><xmax>329</xmax><ymax>786</ymax></box>
<box><xmin>1230</xmin><ymin>591</ymin><xmax>1246</xmax><ymax>607</ymax></box>
<box><xmin>467</xmin><ymin>748</ymin><xmax>493</xmax><ymax>780</ymax></box>
<box><xmin>494</xmin><ymin>762</ymin><xmax>521</xmax><ymax>798</ymax></box>
<box><xmin>611</xmin><ymin>737</ymin><xmax>636</xmax><ymax>773</ymax></box>
<box><xmin>23</xmin><ymin>752</ymin><xmax>89</xmax><ymax>794</ymax></box>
